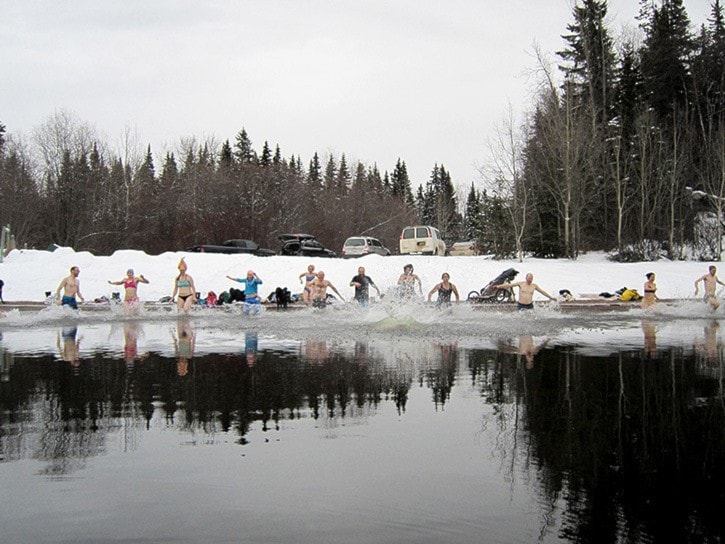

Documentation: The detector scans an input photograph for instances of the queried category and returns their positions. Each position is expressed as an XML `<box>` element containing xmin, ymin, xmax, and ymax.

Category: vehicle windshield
<box><xmin>345</xmin><ymin>239</ymin><xmax>365</xmax><ymax>247</ymax></box>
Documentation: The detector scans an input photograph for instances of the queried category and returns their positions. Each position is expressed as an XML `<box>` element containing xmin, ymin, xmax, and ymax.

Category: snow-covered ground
<box><xmin>0</xmin><ymin>246</ymin><xmax>720</xmax><ymax>303</ymax></box>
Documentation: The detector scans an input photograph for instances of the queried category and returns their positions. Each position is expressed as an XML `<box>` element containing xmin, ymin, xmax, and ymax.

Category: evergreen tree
<box><xmin>323</xmin><ymin>155</ymin><xmax>337</xmax><ymax>191</ymax></box>
<box><xmin>391</xmin><ymin>158</ymin><xmax>413</xmax><ymax>203</ymax></box>
<box><xmin>557</xmin><ymin>0</ymin><xmax>616</xmax><ymax>121</ymax></box>
<box><xmin>260</xmin><ymin>141</ymin><xmax>272</xmax><ymax>167</ymax></box>
<box><xmin>639</xmin><ymin>0</ymin><xmax>694</xmax><ymax>119</ymax></box>
<box><xmin>234</xmin><ymin>128</ymin><xmax>256</xmax><ymax>164</ymax></box>
<box><xmin>336</xmin><ymin>153</ymin><xmax>350</xmax><ymax>194</ymax></box>
<box><xmin>307</xmin><ymin>152</ymin><xmax>322</xmax><ymax>189</ymax></box>
<box><xmin>218</xmin><ymin>139</ymin><xmax>234</xmax><ymax>171</ymax></box>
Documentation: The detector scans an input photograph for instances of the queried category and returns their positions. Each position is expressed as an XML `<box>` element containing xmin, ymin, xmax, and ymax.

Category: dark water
<box><xmin>0</xmin><ymin>309</ymin><xmax>724</xmax><ymax>543</ymax></box>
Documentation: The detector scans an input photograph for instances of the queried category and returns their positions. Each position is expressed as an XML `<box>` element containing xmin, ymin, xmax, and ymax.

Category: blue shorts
<box><xmin>61</xmin><ymin>296</ymin><xmax>78</xmax><ymax>310</ymax></box>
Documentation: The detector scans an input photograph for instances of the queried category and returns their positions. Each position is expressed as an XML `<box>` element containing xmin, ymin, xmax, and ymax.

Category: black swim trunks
<box><xmin>517</xmin><ymin>302</ymin><xmax>534</xmax><ymax>311</ymax></box>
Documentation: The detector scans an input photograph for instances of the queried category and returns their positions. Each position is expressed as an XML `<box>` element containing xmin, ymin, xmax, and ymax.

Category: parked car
<box><xmin>278</xmin><ymin>234</ymin><xmax>336</xmax><ymax>257</ymax></box>
<box><xmin>341</xmin><ymin>236</ymin><xmax>391</xmax><ymax>257</ymax></box>
<box><xmin>185</xmin><ymin>239</ymin><xmax>275</xmax><ymax>256</ymax></box>
<box><xmin>399</xmin><ymin>225</ymin><xmax>446</xmax><ymax>255</ymax></box>
<box><xmin>446</xmin><ymin>241</ymin><xmax>480</xmax><ymax>256</ymax></box>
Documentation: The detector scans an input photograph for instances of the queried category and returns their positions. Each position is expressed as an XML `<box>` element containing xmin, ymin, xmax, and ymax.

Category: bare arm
<box><xmin>328</xmin><ymin>282</ymin><xmax>345</xmax><ymax>302</ymax></box>
<box><xmin>138</xmin><ymin>275</ymin><xmax>149</xmax><ymax>284</ymax></box>
<box><xmin>694</xmin><ymin>275</ymin><xmax>705</xmax><ymax>293</ymax></box>
<box><xmin>76</xmin><ymin>282</ymin><xmax>84</xmax><ymax>301</ymax></box>
<box><xmin>535</xmin><ymin>285</ymin><xmax>555</xmax><ymax>301</ymax></box>
<box><xmin>427</xmin><ymin>283</ymin><xmax>441</xmax><ymax>301</ymax></box>
<box><xmin>452</xmin><ymin>284</ymin><xmax>460</xmax><ymax>302</ymax></box>
<box><xmin>55</xmin><ymin>277</ymin><xmax>67</xmax><ymax>300</ymax></box>
<box><xmin>108</xmin><ymin>279</ymin><xmax>124</xmax><ymax>285</ymax></box>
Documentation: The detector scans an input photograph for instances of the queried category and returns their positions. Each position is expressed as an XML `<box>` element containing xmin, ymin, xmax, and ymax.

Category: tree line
<box><xmin>1</xmin><ymin>0</ymin><xmax>723</xmax><ymax>260</ymax></box>
<box><xmin>471</xmin><ymin>0</ymin><xmax>725</xmax><ymax>261</ymax></box>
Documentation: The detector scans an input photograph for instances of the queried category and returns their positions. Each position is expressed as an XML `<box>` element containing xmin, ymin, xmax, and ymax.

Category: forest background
<box><xmin>1</xmin><ymin>0</ymin><xmax>724</xmax><ymax>262</ymax></box>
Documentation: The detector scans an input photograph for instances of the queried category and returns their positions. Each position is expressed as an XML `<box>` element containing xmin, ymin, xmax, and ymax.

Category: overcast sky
<box><xmin>0</xmin><ymin>0</ymin><xmax>714</xmax><ymax>190</ymax></box>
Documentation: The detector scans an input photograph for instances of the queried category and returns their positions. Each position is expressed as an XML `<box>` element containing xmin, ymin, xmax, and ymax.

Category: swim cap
<box><xmin>247</xmin><ymin>269</ymin><xmax>255</xmax><ymax>275</ymax></box>
<box><xmin>127</xmin><ymin>269</ymin><xmax>134</xmax><ymax>275</ymax></box>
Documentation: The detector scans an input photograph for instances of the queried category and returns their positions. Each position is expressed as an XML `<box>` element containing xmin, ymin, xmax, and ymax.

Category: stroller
<box><xmin>467</xmin><ymin>268</ymin><xmax>518</xmax><ymax>303</ymax></box>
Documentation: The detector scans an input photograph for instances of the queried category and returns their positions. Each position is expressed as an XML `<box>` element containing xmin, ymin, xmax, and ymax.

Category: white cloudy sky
<box><xmin>0</xmin><ymin>0</ymin><xmax>714</xmax><ymax>188</ymax></box>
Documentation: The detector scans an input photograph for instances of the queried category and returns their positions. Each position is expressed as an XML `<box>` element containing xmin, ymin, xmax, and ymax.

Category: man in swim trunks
<box><xmin>694</xmin><ymin>265</ymin><xmax>725</xmax><ymax>310</ymax></box>
<box><xmin>55</xmin><ymin>266</ymin><xmax>84</xmax><ymax>309</ymax></box>
<box><xmin>226</xmin><ymin>270</ymin><xmax>263</xmax><ymax>315</ymax></box>
<box><xmin>494</xmin><ymin>272</ymin><xmax>556</xmax><ymax>310</ymax></box>
<box><xmin>310</xmin><ymin>271</ymin><xmax>345</xmax><ymax>308</ymax></box>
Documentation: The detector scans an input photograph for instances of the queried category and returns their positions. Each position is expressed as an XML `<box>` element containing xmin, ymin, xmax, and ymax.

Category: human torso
<box><xmin>63</xmin><ymin>276</ymin><xmax>80</xmax><ymax>297</ymax></box>
<box><xmin>353</xmin><ymin>275</ymin><xmax>371</xmax><ymax>298</ymax></box>
<box><xmin>176</xmin><ymin>274</ymin><xmax>193</xmax><ymax>294</ymax></box>
<box><xmin>703</xmin><ymin>274</ymin><xmax>718</xmax><ymax>295</ymax></box>
<box><xmin>312</xmin><ymin>279</ymin><xmax>329</xmax><ymax>299</ymax></box>
<box><xmin>438</xmin><ymin>283</ymin><xmax>453</xmax><ymax>302</ymax></box>
<box><xmin>517</xmin><ymin>282</ymin><xmax>536</xmax><ymax>304</ymax></box>
<box><xmin>240</xmin><ymin>278</ymin><xmax>261</xmax><ymax>298</ymax></box>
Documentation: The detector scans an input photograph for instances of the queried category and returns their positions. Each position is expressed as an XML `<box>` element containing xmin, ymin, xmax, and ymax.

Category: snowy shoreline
<box><xmin>0</xmin><ymin>247</ymin><xmax>722</xmax><ymax>304</ymax></box>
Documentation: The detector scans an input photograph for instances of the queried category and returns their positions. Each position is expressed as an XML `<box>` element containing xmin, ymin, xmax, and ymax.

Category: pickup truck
<box><xmin>185</xmin><ymin>239</ymin><xmax>276</xmax><ymax>256</ymax></box>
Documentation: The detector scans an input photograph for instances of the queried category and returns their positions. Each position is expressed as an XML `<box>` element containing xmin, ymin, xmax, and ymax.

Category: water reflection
<box><xmin>173</xmin><ymin>318</ymin><xmax>195</xmax><ymax>376</ymax></box>
<box><xmin>0</xmin><ymin>320</ymin><xmax>724</xmax><ymax>543</ymax></box>
<box><xmin>642</xmin><ymin>319</ymin><xmax>657</xmax><ymax>358</ymax></box>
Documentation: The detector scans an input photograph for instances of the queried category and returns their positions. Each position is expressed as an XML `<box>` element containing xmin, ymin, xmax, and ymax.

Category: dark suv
<box><xmin>278</xmin><ymin>234</ymin><xmax>336</xmax><ymax>257</ymax></box>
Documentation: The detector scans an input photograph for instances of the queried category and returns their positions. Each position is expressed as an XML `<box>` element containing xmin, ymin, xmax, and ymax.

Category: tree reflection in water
<box><xmin>0</xmin><ymin>327</ymin><xmax>724</xmax><ymax>542</ymax></box>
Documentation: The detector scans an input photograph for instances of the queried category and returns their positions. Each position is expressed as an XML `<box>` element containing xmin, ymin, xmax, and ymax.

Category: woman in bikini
<box><xmin>109</xmin><ymin>268</ymin><xmax>149</xmax><ymax>313</ymax></box>
<box><xmin>298</xmin><ymin>264</ymin><xmax>316</xmax><ymax>305</ymax></box>
<box><xmin>171</xmin><ymin>258</ymin><xmax>197</xmax><ymax>314</ymax></box>
<box><xmin>427</xmin><ymin>272</ymin><xmax>460</xmax><ymax>307</ymax></box>
<box><xmin>641</xmin><ymin>272</ymin><xmax>659</xmax><ymax>309</ymax></box>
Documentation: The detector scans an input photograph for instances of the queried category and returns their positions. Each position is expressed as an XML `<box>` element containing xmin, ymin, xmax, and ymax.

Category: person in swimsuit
<box><xmin>171</xmin><ymin>258</ymin><xmax>197</xmax><ymax>314</ymax></box>
<box><xmin>299</xmin><ymin>264</ymin><xmax>316</xmax><ymax>305</ymax></box>
<box><xmin>694</xmin><ymin>265</ymin><xmax>725</xmax><ymax>310</ymax></box>
<box><xmin>641</xmin><ymin>272</ymin><xmax>659</xmax><ymax>309</ymax></box>
<box><xmin>226</xmin><ymin>270</ymin><xmax>263</xmax><ymax>315</ymax></box>
<box><xmin>427</xmin><ymin>273</ymin><xmax>460</xmax><ymax>307</ymax></box>
<box><xmin>55</xmin><ymin>266</ymin><xmax>84</xmax><ymax>309</ymax></box>
<box><xmin>109</xmin><ymin>269</ymin><xmax>149</xmax><ymax>313</ymax></box>
<box><xmin>397</xmin><ymin>264</ymin><xmax>422</xmax><ymax>298</ymax></box>
<box><xmin>309</xmin><ymin>271</ymin><xmax>345</xmax><ymax>308</ymax></box>
<box><xmin>494</xmin><ymin>272</ymin><xmax>555</xmax><ymax>310</ymax></box>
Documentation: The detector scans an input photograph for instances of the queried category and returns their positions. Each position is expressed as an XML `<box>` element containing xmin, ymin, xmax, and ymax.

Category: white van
<box><xmin>399</xmin><ymin>225</ymin><xmax>446</xmax><ymax>255</ymax></box>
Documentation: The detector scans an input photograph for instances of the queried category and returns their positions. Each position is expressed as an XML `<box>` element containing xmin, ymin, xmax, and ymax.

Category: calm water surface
<box><xmin>0</xmin><ymin>303</ymin><xmax>724</xmax><ymax>543</ymax></box>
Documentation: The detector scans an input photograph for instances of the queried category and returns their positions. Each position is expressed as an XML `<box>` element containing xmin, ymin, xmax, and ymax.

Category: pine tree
<box><xmin>557</xmin><ymin>0</ymin><xmax>616</xmax><ymax>121</ymax></box>
<box><xmin>234</xmin><ymin>128</ymin><xmax>256</xmax><ymax>164</ymax></box>
<box><xmin>307</xmin><ymin>152</ymin><xmax>322</xmax><ymax>189</ymax></box>
<box><xmin>639</xmin><ymin>0</ymin><xmax>694</xmax><ymax>119</ymax></box>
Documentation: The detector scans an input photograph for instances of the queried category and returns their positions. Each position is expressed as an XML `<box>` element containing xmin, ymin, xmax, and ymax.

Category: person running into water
<box><xmin>641</xmin><ymin>272</ymin><xmax>659</xmax><ymax>309</ymax></box>
<box><xmin>171</xmin><ymin>258</ymin><xmax>197</xmax><ymax>314</ymax></box>
<box><xmin>350</xmin><ymin>266</ymin><xmax>380</xmax><ymax>307</ymax></box>
<box><xmin>397</xmin><ymin>264</ymin><xmax>422</xmax><ymax>298</ymax></box>
<box><xmin>427</xmin><ymin>272</ymin><xmax>460</xmax><ymax>308</ymax></box>
<box><xmin>299</xmin><ymin>264</ymin><xmax>316</xmax><ymax>305</ymax></box>
<box><xmin>694</xmin><ymin>265</ymin><xmax>725</xmax><ymax>310</ymax></box>
<box><xmin>310</xmin><ymin>271</ymin><xmax>345</xmax><ymax>308</ymax></box>
<box><xmin>226</xmin><ymin>270</ymin><xmax>263</xmax><ymax>315</ymax></box>
<box><xmin>108</xmin><ymin>269</ymin><xmax>149</xmax><ymax>313</ymax></box>
<box><xmin>494</xmin><ymin>272</ymin><xmax>555</xmax><ymax>310</ymax></box>
<box><xmin>55</xmin><ymin>266</ymin><xmax>85</xmax><ymax>309</ymax></box>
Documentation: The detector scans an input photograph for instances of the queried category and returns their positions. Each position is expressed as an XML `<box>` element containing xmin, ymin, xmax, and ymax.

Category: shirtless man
<box><xmin>494</xmin><ymin>272</ymin><xmax>556</xmax><ymax>310</ymax></box>
<box><xmin>310</xmin><ymin>271</ymin><xmax>345</xmax><ymax>308</ymax></box>
<box><xmin>694</xmin><ymin>265</ymin><xmax>725</xmax><ymax>310</ymax></box>
<box><xmin>55</xmin><ymin>266</ymin><xmax>84</xmax><ymax>309</ymax></box>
